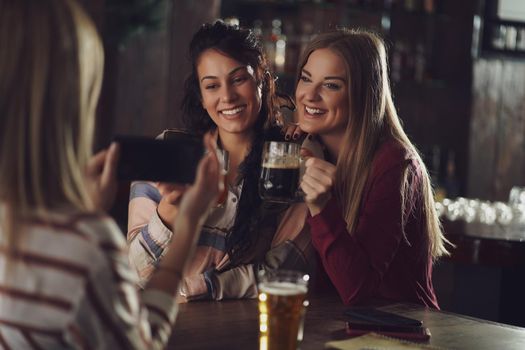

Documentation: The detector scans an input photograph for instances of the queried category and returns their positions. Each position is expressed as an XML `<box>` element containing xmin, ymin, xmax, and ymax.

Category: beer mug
<box><xmin>258</xmin><ymin>269</ymin><xmax>309</xmax><ymax>350</ymax></box>
<box><xmin>259</xmin><ymin>141</ymin><xmax>301</xmax><ymax>203</ymax></box>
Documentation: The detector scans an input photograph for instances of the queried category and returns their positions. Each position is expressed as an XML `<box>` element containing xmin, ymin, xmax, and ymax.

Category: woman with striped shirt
<box><xmin>0</xmin><ymin>0</ymin><xmax>222</xmax><ymax>348</ymax></box>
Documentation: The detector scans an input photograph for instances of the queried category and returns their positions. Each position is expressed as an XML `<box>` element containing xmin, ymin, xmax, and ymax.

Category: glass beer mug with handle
<box><xmin>258</xmin><ymin>269</ymin><xmax>309</xmax><ymax>350</ymax></box>
<box><xmin>259</xmin><ymin>141</ymin><xmax>302</xmax><ymax>203</ymax></box>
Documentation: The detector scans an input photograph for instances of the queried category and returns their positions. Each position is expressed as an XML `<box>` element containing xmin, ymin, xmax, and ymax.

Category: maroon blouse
<box><xmin>307</xmin><ymin>138</ymin><xmax>439</xmax><ymax>309</ymax></box>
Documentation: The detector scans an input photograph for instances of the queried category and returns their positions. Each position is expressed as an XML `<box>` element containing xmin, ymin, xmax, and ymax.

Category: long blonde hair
<box><xmin>297</xmin><ymin>29</ymin><xmax>449</xmax><ymax>258</ymax></box>
<box><xmin>0</xmin><ymin>0</ymin><xmax>103</xmax><ymax>252</ymax></box>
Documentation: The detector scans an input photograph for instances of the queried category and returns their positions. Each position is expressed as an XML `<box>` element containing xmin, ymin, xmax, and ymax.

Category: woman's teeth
<box><xmin>305</xmin><ymin>106</ymin><xmax>324</xmax><ymax>115</ymax></box>
<box><xmin>222</xmin><ymin>106</ymin><xmax>244</xmax><ymax>115</ymax></box>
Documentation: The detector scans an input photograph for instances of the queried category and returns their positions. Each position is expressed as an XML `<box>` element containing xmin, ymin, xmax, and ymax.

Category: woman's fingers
<box><xmin>305</xmin><ymin>157</ymin><xmax>336</xmax><ymax>174</ymax></box>
<box><xmin>300</xmin><ymin>158</ymin><xmax>336</xmax><ymax>215</ymax></box>
<box><xmin>158</xmin><ymin>182</ymin><xmax>188</xmax><ymax>197</ymax></box>
<box><xmin>100</xmin><ymin>143</ymin><xmax>119</xmax><ymax>190</ymax></box>
<box><xmin>201</xmin><ymin>132</ymin><xmax>222</xmax><ymax>194</ymax></box>
<box><xmin>174</xmin><ymin>132</ymin><xmax>222</xmax><ymax>224</ymax></box>
<box><xmin>301</xmin><ymin>172</ymin><xmax>331</xmax><ymax>192</ymax></box>
<box><xmin>299</xmin><ymin>178</ymin><xmax>319</xmax><ymax>202</ymax></box>
<box><xmin>84</xmin><ymin>143</ymin><xmax>120</xmax><ymax>212</ymax></box>
<box><xmin>163</xmin><ymin>190</ymin><xmax>185</xmax><ymax>205</ymax></box>
<box><xmin>189</xmin><ymin>133</ymin><xmax>221</xmax><ymax>201</ymax></box>
<box><xmin>291</xmin><ymin>125</ymin><xmax>304</xmax><ymax>141</ymax></box>
<box><xmin>282</xmin><ymin>123</ymin><xmax>304</xmax><ymax>141</ymax></box>
<box><xmin>300</xmin><ymin>156</ymin><xmax>336</xmax><ymax>211</ymax></box>
<box><xmin>86</xmin><ymin>149</ymin><xmax>107</xmax><ymax>177</ymax></box>
<box><xmin>303</xmin><ymin>166</ymin><xmax>334</xmax><ymax>188</ymax></box>
<box><xmin>303</xmin><ymin>158</ymin><xmax>336</xmax><ymax>185</ymax></box>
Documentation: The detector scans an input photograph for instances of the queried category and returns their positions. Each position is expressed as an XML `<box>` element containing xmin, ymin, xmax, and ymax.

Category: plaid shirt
<box><xmin>127</xmin><ymin>180</ymin><xmax>316</xmax><ymax>301</ymax></box>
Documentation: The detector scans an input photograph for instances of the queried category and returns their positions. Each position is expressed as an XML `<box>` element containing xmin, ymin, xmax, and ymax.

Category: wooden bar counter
<box><xmin>168</xmin><ymin>292</ymin><xmax>525</xmax><ymax>349</ymax></box>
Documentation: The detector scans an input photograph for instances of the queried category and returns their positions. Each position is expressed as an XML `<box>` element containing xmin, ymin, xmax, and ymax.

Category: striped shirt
<box><xmin>0</xmin><ymin>212</ymin><xmax>178</xmax><ymax>349</ymax></box>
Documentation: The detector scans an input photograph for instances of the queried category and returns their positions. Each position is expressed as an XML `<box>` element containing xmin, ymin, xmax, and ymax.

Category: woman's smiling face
<box><xmin>197</xmin><ymin>48</ymin><xmax>262</xmax><ymax>136</ymax></box>
<box><xmin>295</xmin><ymin>48</ymin><xmax>349</xmax><ymax>136</ymax></box>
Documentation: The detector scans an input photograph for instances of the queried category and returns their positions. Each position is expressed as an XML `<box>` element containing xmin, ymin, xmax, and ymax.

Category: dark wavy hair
<box><xmin>181</xmin><ymin>20</ymin><xmax>280</xmax><ymax>264</ymax></box>
<box><xmin>182</xmin><ymin>20</ymin><xmax>278</xmax><ymax>132</ymax></box>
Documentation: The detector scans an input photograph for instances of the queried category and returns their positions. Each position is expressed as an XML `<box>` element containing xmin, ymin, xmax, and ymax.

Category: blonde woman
<box><xmin>0</xmin><ymin>0</ymin><xmax>221</xmax><ymax>348</ymax></box>
<box><xmin>296</xmin><ymin>29</ymin><xmax>450</xmax><ymax>308</ymax></box>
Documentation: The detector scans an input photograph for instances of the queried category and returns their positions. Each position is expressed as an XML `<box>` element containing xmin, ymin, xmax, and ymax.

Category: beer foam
<box><xmin>262</xmin><ymin>161</ymin><xmax>300</xmax><ymax>169</ymax></box>
<box><xmin>259</xmin><ymin>281</ymin><xmax>307</xmax><ymax>296</ymax></box>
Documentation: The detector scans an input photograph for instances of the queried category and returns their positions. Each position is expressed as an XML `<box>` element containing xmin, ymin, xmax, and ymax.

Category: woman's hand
<box><xmin>300</xmin><ymin>157</ymin><xmax>336</xmax><ymax>216</ymax></box>
<box><xmin>85</xmin><ymin>143</ymin><xmax>120</xmax><ymax>212</ymax></box>
<box><xmin>147</xmin><ymin>133</ymin><xmax>223</xmax><ymax>294</ymax></box>
<box><xmin>157</xmin><ymin>183</ymin><xmax>188</xmax><ymax>230</ymax></box>
<box><xmin>176</xmin><ymin>133</ymin><xmax>223</xmax><ymax>225</ymax></box>
<box><xmin>282</xmin><ymin>123</ymin><xmax>304</xmax><ymax>141</ymax></box>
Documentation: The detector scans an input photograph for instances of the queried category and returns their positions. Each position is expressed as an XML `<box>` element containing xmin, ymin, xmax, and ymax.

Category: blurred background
<box><xmin>79</xmin><ymin>0</ymin><xmax>525</xmax><ymax>327</ymax></box>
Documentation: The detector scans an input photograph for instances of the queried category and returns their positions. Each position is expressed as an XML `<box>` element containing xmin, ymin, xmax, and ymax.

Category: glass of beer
<box><xmin>259</xmin><ymin>141</ymin><xmax>301</xmax><ymax>203</ymax></box>
<box><xmin>258</xmin><ymin>269</ymin><xmax>309</xmax><ymax>350</ymax></box>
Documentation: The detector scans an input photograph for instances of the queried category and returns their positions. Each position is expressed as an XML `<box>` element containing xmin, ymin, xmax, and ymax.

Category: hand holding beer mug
<box><xmin>258</xmin><ymin>269</ymin><xmax>309</xmax><ymax>350</ymax></box>
<box><xmin>259</xmin><ymin>141</ymin><xmax>302</xmax><ymax>203</ymax></box>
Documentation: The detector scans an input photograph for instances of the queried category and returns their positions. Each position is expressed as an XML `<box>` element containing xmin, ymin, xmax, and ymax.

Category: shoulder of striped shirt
<box><xmin>0</xmin><ymin>213</ymin><xmax>142</xmax><ymax>348</ymax></box>
<box><xmin>25</xmin><ymin>211</ymin><xmax>126</xmax><ymax>251</ymax></box>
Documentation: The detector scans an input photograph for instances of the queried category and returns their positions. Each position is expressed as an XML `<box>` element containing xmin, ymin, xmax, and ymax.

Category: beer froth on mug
<box><xmin>259</xmin><ymin>141</ymin><xmax>301</xmax><ymax>203</ymax></box>
<box><xmin>258</xmin><ymin>270</ymin><xmax>309</xmax><ymax>350</ymax></box>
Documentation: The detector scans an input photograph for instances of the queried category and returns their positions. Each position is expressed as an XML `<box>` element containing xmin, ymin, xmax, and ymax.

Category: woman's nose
<box><xmin>303</xmin><ymin>85</ymin><xmax>321</xmax><ymax>102</ymax></box>
<box><xmin>220</xmin><ymin>84</ymin><xmax>238</xmax><ymax>103</ymax></box>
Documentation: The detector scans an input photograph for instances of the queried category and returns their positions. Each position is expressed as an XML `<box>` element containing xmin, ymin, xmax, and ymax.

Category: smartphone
<box><xmin>115</xmin><ymin>133</ymin><xmax>203</xmax><ymax>184</ymax></box>
<box><xmin>345</xmin><ymin>321</ymin><xmax>431</xmax><ymax>342</ymax></box>
<box><xmin>343</xmin><ymin>307</ymin><xmax>423</xmax><ymax>327</ymax></box>
<box><xmin>343</xmin><ymin>307</ymin><xmax>429</xmax><ymax>341</ymax></box>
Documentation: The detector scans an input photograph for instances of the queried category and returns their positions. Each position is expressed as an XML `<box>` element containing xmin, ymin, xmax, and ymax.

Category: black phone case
<box><xmin>345</xmin><ymin>322</ymin><xmax>431</xmax><ymax>342</ymax></box>
<box><xmin>115</xmin><ymin>134</ymin><xmax>203</xmax><ymax>184</ymax></box>
<box><xmin>343</xmin><ymin>307</ymin><xmax>423</xmax><ymax>327</ymax></box>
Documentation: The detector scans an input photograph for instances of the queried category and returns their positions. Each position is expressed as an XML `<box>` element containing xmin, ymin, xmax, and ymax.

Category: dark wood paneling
<box><xmin>165</xmin><ymin>0</ymin><xmax>221</xmax><ymax>129</ymax></box>
<box><xmin>103</xmin><ymin>1</ymin><xmax>220</xmax><ymax>228</ymax></box>
<box><xmin>113</xmin><ymin>31</ymin><xmax>170</xmax><ymax>137</ymax></box>
<box><xmin>104</xmin><ymin>0</ymin><xmax>221</xmax><ymax>139</ymax></box>
<box><xmin>469</xmin><ymin>59</ymin><xmax>525</xmax><ymax>201</ymax></box>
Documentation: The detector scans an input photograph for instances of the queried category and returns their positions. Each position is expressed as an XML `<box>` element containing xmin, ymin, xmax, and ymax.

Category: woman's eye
<box><xmin>325</xmin><ymin>82</ymin><xmax>341</xmax><ymax>90</ymax></box>
<box><xmin>299</xmin><ymin>75</ymin><xmax>311</xmax><ymax>83</ymax></box>
<box><xmin>232</xmin><ymin>76</ymin><xmax>247</xmax><ymax>84</ymax></box>
<box><xmin>205</xmin><ymin>83</ymin><xmax>218</xmax><ymax>90</ymax></box>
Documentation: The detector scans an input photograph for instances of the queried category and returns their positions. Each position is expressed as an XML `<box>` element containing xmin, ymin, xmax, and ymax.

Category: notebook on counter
<box><xmin>325</xmin><ymin>333</ymin><xmax>449</xmax><ymax>350</ymax></box>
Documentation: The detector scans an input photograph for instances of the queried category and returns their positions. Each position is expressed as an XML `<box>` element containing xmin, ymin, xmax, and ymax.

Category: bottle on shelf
<box><xmin>430</xmin><ymin>145</ymin><xmax>446</xmax><ymax>202</ymax></box>
<box><xmin>423</xmin><ymin>0</ymin><xmax>434</xmax><ymax>14</ymax></box>
<box><xmin>404</xmin><ymin>0</ymin><xmax>419</xmax><ymax>12</ymax></box>
<box><xmin>252</xmin><ymin>19</ymin><xmax>263</xmax><ymax>40</ymax></box>
<box><xmin>444</xmin><ymin>150</ymin><xmax>460</xmax><ymax>199</ymax></box>
<box><xmin>272</xmin><ymin>19</ymin><xmax>286</xmax><ymax>73</ymax></box>
<box><xmin>505</xmin><ymin>25</ymin><xmax>517</xmax><ymax>51</ymax></box>
<box><xmin>391</xmin><ymin>41</ymin><xmax>405</xmax><ymax>82</ymax></box>
<box><xmin>492</xmin><ymin>24</ymin><xmax>507</xmax><ymax>50</ymax></box>
<box><xmin>383</xmin><ymin>0</ymin><xmax>395</xmax><ymax>10</ymax></box>
<box><xmin>516</xmin><ymin>28</ymin><xmax>525</xmax><ymax>51</ymax></box>
<box><xmin>414</xmin><ymin>43</ymin><xmax>426</xmax><ymax>82</ymax></box>
<box><xmin>284</xmin><ymin>22</ymin><xmax>300</xmax><ymax>74</ymax></box>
